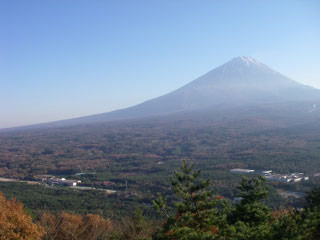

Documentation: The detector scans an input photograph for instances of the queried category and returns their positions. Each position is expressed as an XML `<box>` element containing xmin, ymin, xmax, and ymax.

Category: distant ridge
<box><xmin>4</xmin><ymin>56</ymin><xmax>320</xmax><ymax>130</ymax></box>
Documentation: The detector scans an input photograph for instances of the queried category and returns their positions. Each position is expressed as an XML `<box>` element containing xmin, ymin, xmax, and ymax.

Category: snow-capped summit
<box><xmin>66</xmin><ymin>56</ymin><xmax>320</xmax><ymax>124</ymax></box>
<box><xmin>222</xmin><ymin>56</ymin><xmax>271</xmax><ymax>71</ymax></box>
<box><xmin>237</xmin><ymin>56</ymin><xmax>259</xmax><ymax>64</ymax></box>
<box><xmin>16</xmin><ymin>57</ymin><xmax>320</xmax><ymax>128</ymax></box>
<box><xmin>236</xmin><ymin>56</ymin><xmax>266</xmax><ymax>67</ymax></box>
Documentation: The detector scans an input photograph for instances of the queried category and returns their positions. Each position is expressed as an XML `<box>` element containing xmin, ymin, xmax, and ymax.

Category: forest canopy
<box><xmin>1</xmin><ymin>162</ymin><xmax>320</xmax><ymax>240</ymax></box>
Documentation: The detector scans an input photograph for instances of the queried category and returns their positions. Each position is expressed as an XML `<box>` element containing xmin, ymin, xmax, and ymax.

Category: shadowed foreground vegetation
<box><xmin>1</xmin><ymin>161</ymin><xmax>320</xmax><ymax>240</ymax></box>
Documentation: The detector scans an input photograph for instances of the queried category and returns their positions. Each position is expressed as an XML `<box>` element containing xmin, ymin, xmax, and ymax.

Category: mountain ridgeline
<box><xmin>7</xmin><ymin>56</ymin><xmax>320</xmax><ymax>129</ymax></box>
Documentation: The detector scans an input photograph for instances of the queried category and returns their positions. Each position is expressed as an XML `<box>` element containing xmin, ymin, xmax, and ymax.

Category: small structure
<box><xmin>314</xmin><ymin>172</ymin><xmax>320</xmax><ymax>177</ymax></box>
<box><xmin>105</xmin><ymin>189</ymin><xmax>117</xmax><ymax>194</ymax></box>
<box><xmin>265</xmin><ymin>172</ymin><xmax>309</xmax><ymax>183</ymax></box>
<box><xmin>47</xmin><ymin>178</ymin><xmax>78</xmax><ymax>187</ymax></box>
<box><xmin>261</xmin><ymin>170</ymin><xmax>272</xmax><ymax>176</ymax></box>
<box><xmin>75</xmin><ymin>173</ymin><xmax>85</xmax><ymax>176</ymax></box>
<box><xmin>230</xmin><ymin>169</ymin><xmax>255</xmax><ymax>174</ymax></box>
<box><xmin>62</xmin><ymin>180</ymin><xmax>78</xmax><ymax>186</ymax></box>
<box><xmin>293</xmin><ymin>178</ymin><xmax>302</xmax><ymax>183</ymax></box>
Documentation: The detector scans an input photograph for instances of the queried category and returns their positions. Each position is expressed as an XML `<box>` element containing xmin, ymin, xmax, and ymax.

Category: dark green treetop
<box><xmin>152</xmin><ymin>160</ymin><xmax>227</xmax><ymax>240</ymax></box>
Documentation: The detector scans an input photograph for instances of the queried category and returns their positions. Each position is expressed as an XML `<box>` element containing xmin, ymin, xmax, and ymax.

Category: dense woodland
<box><xmin>1</xmin><ymin>109</ymin><xmax>320</xmax><ymax>214</ymax></box>
<box><xmin>1</xmin><ymin>108</ymin><xmax>320</xmax><ymax>238</ymax></box>
<box><xmin>1</xmin><ymin>161</ymin><xmax>320</xmax><ymax>240</ymax></box>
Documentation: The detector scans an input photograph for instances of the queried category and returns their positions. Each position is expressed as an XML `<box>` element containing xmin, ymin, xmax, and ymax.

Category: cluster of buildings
<box><xmin>41</xmin><ymin>176</ymin><xmax>81</xmax><ymax>187</ymax></box>
<box><xmin>230</xmin><ymin>168</ymin><xmax>310</xmax><ymax>183</ymax></box>
<box><xmin>265</xmin><ymin>173</ymin><xmax>309</xmax><ymax>183</ymax></box>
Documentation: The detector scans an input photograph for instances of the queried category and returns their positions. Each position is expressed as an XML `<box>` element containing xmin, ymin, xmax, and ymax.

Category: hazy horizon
<box><xmin>1</xmin><ymin>1</ymin><xmax>320</xmax><ymax>128</ymax></box>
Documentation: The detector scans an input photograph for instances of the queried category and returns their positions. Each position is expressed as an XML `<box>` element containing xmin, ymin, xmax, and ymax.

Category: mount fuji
<box><xmin>7</xmin><ymin>56</ymin><xmax>320</xmax><ymax>129</ymax></box>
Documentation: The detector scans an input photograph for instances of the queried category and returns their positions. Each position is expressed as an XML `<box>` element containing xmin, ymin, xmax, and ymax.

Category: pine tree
<box><xmin>301</xmin><ymin>186</ymin><xmax>320</xmax><ymax>240</ymax></box>
<box><xmin>152</xmin><ymin>161</ymin><xmax>227</xmax><ymax>240</ymax></box>
<box><xmin>226</xmin><ymin>176</ymin><xmax>272</xmax><ymax>240</ymax></box>
<box><xmin>152</xmin><ymin>162</ymin><xmax>320</xmax><ymax>240</ymax></box>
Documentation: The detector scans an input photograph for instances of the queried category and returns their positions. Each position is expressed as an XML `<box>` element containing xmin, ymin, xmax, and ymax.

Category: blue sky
<box><xmin>1</xmin><ymin>0</ymin><xmax>320</xmax><ymax>128</ymax></box>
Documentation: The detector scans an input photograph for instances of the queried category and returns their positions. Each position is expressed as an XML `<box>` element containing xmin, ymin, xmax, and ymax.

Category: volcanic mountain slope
<box><xmin>103</xmin><ymin>56</ymin><xmax>319</xmax><ymax>116</ymax></box>
<box><xmin>7</xmin><ymin>56</ymin><xmax>320</xmax><ymax>129</ymax></box>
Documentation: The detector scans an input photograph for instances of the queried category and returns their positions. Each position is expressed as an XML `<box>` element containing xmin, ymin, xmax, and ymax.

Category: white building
<box><xmin>230</xmin><ymin>169</ymin><xmax>255</xmax><ymax>173</ymax></box>
<box><xmin>293</xmin><ymin>178</ymin><xmax>302</xmax><ymax>182</ymax></box>
<box><xmin>47</xmin><ymin>178</ymin><xmax>78</xmax><ymax>187</ymax></box>
<box><xmin>262</xmin><ymin>170</ymin><xmax>272</xmax><ymax>176</ymax></box>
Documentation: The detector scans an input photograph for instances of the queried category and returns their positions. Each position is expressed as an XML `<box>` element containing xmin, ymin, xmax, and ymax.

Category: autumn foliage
<box><xmin>1</xmin><ymin>160</ymin><xmax>320</xmax><ymax>240</ymax></box>
<box><xmin>38</xmin><ymin>212</ymin><xmax>112</xmax><ymax>240</ymax></box>
<box><xmin>0</xmin><ymin>192</ymin><xmax>43</xmax><ymax>240</ymax></box>
<box><xmin>0</xmin><ymin>192</ymin><xmax>113</xmax><ymax>240</ymax></box>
